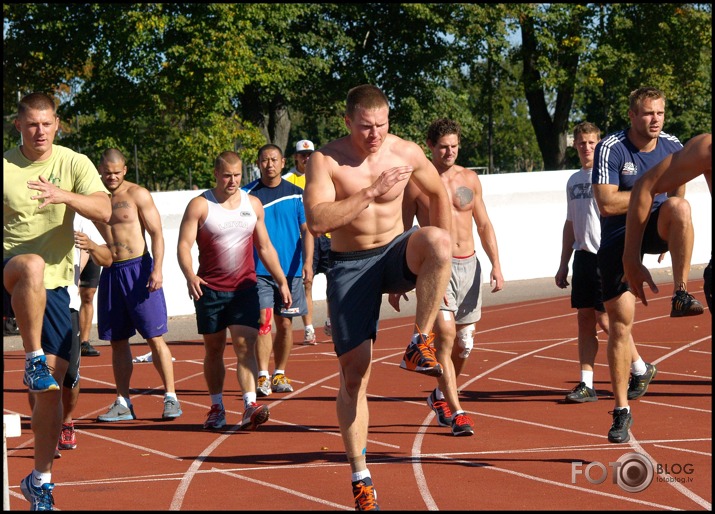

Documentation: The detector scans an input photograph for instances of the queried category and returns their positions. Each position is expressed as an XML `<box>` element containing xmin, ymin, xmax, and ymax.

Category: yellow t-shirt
<box><xmin>3</xmin><ymin>144</ymin><xmax>109</xmax><ymax>288</ymax></box>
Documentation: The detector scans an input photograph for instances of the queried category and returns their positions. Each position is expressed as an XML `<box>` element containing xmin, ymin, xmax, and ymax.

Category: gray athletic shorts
<box><xmin>257</xmin><ymin>275</ymin><xmax>308</xmax><ymax>318</ymax></box>
<box><xmin>441</xmin><ymin>252</ymin><xmax>483</xmax><ymax>325</ymax></box>
<box><xmin>327</xmin><ymin>227</ymin><xmax>418</xmax><ymax>357</ymax></box>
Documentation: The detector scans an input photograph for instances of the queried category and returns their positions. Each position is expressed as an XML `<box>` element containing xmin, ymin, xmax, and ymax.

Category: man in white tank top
<box><xmin>177</xmin><ymin>151</ymin><xmax>291</xmax><ymax>431</ymax></box>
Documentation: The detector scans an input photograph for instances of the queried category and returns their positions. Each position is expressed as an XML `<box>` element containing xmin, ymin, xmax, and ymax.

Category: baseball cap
<box><xmin>295</xmin><ymin>139</ymin><xmax>315</xmax><ymax>154</ymax></box>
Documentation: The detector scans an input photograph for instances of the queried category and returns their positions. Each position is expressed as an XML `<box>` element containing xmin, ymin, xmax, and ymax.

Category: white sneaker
<box><xmin>257</xmin><ymin>375</ymin><xmax>272</xmax><ymax>397</ymax></box>
<box><xmin>303</xmin><ymin>326</ymin><xmax>317</xmax><ymax>345</ymax></box>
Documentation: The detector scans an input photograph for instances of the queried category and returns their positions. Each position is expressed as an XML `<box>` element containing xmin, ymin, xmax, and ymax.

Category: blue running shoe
<box><xmin>24</xmin><ymin>355</ymin><xmax>60</xmax><ymax>393</ymax></box>
<box><xmin>20</xmin><ymin>473</ymin><xmax>55</xmax><ymax>511</ymax></box>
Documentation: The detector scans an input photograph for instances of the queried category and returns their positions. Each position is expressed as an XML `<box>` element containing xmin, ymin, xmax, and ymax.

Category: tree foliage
<box><xmin>3</xmin><ymin>3</ymin><xmax>711</xmax><ymax>189</ymax></box>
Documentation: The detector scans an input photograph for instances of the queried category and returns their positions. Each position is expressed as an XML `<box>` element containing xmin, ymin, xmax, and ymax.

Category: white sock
<box><xmin>210</xmin><ymin>393</ymin><xmax>223</xmax><ymax>406</ymax></box>
<box><xmin>434</xmin><ymin>387</ymin><xmax>445</xmax><ymax>400</ymax></box>
<box><xmin>26</xmin><ymin>350</ymin><xmax>44</xmax><ymax>361</ymax></box>
<box><xmin>164</xmin><ymin>392</ymin><xmax>177</xmax><ymax>401</ymax></box>
<box><xmin>631</xmin><ymin>358</ymin><xmax>646</xmax><ymax>376</ymax></box>
<box><xmin>352</xmin><ymin>469</ymin><xmax>371</xmax><ymax>483</ymax></box>
<box><xmin>616</xmin><ymin>405</ymin><xmax>630</xmax><ymax>413</ymax></box>
<box><xmin>258</xmin><ymin>371</ymin><xmax>269</xmax><ymax>379</ymax></box>
<box><xmin>117</xmin><ymin>396</ymin><xmax>130</xmax><ymax>408</ymax></box>
<box><xmin>580</xmin><ymin>370</ymin><xmax>594</xmax><ymax>389</ymax></box>
<box><xmin>305</xmin><ymin>324</ymin><xmax>314</xmax><ymax>331</ymax></box>
<box><xmin>244</xmin><ymin>392</ymin><xmax>256</xmax><ymax>407</ymax></box>
<box><xmin>274</xmin><ymin>369</ymin><xmax>284</xmax><ymax>377</ymax></box>
<box><xmin>32</xmin><ymin>470</ymin><xmax>51</xmax><ymax>487</ymax></box>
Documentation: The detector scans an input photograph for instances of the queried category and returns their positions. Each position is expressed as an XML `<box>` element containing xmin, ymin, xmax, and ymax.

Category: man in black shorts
<box><xmin>78</xmin><ymin>258</ymin><xmax>101</xmax><ymax>356</ymax></box>
<box><xmin>592</xmin><ymin>87</ymin><xmax>703</xmax><ymax>445</ymax></box>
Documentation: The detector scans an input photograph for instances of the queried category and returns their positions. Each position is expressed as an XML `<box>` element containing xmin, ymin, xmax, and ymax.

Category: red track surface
<box><xmin>3</xmin><ymin>279</ymin><xmax>711</xmax><ymax>510</ymax></box>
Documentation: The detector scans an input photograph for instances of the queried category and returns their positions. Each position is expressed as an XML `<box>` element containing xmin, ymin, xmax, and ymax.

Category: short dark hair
<box><xmin>18</xmin><ymin>92</ymin><xmax>57</xmax><ymax>118</ymax></box>
<box><xmin>100</xmin><ymin>148</ymin><xmax>126</xmax><ymax>166</ymax></box>
<box><xmin>257</xmin><ymin>144</ymin><xmax>283</xmax><ymax>159</ymax></box>
<box><xmin>346</xmin><ymin>84</ymin><xmax>389</xmax><ymax>118</ymax></box>
<box><xmin>628</xmin><ymin>87</ymin><xmax>665</xmax><ymax>113</ymax></box>
<box><xmin>427</xmin><ymin>118</ymin><xmax>461</xmax><ymax>145</ymax></box>
<box><xmin>214</xmin><ymin>151</ymin><xmax>242</xmax><ymax>170</ymax></box>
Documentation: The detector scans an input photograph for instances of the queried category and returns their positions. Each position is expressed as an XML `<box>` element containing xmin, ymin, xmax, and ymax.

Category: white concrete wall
<box><xmin>92</xmin><ymin>172</ymin><xmax>712</xmax><ymax>320</ymax></box>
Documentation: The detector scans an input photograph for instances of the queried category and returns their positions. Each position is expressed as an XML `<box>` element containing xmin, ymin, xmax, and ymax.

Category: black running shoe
<box><xmin>607</xmin><ymin>408</ymin><xmax>633</xmax><ymax>443</ymax></box>
<box><xmin>427</xmin><ymin>389</ymin><xmax>453</xmax><ymax>427</ymax></box>
<box><xmin>565</xmin><ymin>382</ymin><xmax>598</xmax><ymax>403</ymax></box>
<box><xmin>451</xmin><ymin>413</ymin><xmax>475</xmax><ymax>436</ymax></box>
<box><xmin>80</xmin><ymin>341</ymin><xmax>101</xmax><ymax>356</ymax></box>
<box><xmin>670</xmin><ymin>290</ymin><xmax>704</xmax><ymax>317</ymax></box>
<box><xmin>627</xmin><ymin>363</ymin><xmax>657</xmax><ymax>400</ymax></box>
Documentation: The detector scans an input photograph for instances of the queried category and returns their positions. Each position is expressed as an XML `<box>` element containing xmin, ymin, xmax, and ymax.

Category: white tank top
<box><xmin>196</xmin><ymin>189</ymin><xmax>258</xmax><ymax>291</ymax></box>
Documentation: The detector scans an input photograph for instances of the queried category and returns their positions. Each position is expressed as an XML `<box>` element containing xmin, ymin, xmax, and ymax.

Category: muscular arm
<box><xmin>411</xmin><ymin>150</ymin><xmax>451</xmax><ymax>233</ymax></box>
<box><xmin>27</xmin><ymin>176</ymin><xmax>111</xmax><ymax>223</ymax></box>
<box><xmin>177</xmin><ymin>196</ymin><xmax>206</xmax><ymax>300</ymax></box>
<box><xmin>74</xmin><ymin>231</ymin><xmax>112</xmax><ymax>267</ymax></box>
<box><xmin>401</xmin><ymin>181</ymin><xmax>429</xmax><ymax>229</ymax></box>
<box><xmin>593</xmin><ymin>183</ymin><xmax>630</xmax><ymax>217</ymax></box>
<box><xmin>471</xmin><ymin>174</ymin><xmax>503</xmax><ymax>292</ymax></box>
<box><xmin>556</xmin><ymin>220</ymin><xmax>576</xmax><ymax>289</ymax></box>
<box><xmin>136</xmin><ymin>188</ymin><xmax>165</xmax><ymax>291</ymax></box>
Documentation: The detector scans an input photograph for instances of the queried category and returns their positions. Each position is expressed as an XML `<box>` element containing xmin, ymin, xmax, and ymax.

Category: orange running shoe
<box><xmin>353</xmin><ymin>477</ymin><xmax>379</xmax><ymax>510</ymax></box>
<box><xmin>399</xmin><ymin>333</ymin><xmax>443</xmax><ymax>377</ymax></box>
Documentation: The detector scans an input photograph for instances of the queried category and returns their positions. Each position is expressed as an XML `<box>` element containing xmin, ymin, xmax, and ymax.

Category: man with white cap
<box><xmin>284</xmin><ymin>139</ymin><xmax>332</xmax><ymax>345</ymax></box>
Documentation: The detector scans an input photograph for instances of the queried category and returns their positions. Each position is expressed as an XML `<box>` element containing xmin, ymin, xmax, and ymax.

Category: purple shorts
<box><xmin>97</xmin><ymin>254</ymin><xmax>168</xmax><ymax>341</ymax></box>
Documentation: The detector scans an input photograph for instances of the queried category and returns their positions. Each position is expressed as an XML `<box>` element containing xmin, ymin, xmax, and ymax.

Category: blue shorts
<box><xmin>194</xmin><ymin>284</ymin><xmax>261</xmax><ymax>334</ymax></box>
<box><xmin>97</xmin><ymin>254</ymin><xmax>168</xmax><ymax>340</ymax></box>
<box><xmin>313</xmin><ymin>235</ymin><xmax>332</xmax><ymax>275</ymax></box>
<box><xmin>327</xmin><ymin>227</ymin><xmax>418</xmax><ymax>357</ymax></box>
<box><xmin>598</xmin><ymin>207</ymin><xmax>667</xmax><ymax>303</ymax></box>
<box><xmin>257</xmin><ymin>275</ymin><xmax>308</xmax><ymax>318</ymax></box>
<box><xmin>64</xmin><ymin>308</ymin><xmax>80</xmax><ymax>389</ymax></box>
<box><xmin>3</xmin><ymin>257</ymin><xmax>73</xmax><ymax>362</ymax></box>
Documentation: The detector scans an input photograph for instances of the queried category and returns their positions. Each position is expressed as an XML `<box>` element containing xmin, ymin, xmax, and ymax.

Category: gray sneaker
<box><xmin>257</xmin><ymin>375</ymin><xmax>272</xmax><ymax>397</ymax></box>
<box><xmin>97</xmin><ymin>399</ymin><xmax>136</xmax><ymax>422</ymax></box>
<box><xmin>271</xmin><ymin>373</ymin><xmax>293</xmax><ymax>393</ymax></box>
<box><xmin>162</xmin><ymin>397</ymin><xmax>183</xmax><ymax>420</ymax></box>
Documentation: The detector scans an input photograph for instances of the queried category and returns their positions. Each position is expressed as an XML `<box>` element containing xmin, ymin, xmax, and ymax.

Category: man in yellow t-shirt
<box><xmin>3</xmin><ymin>92</ymin><xmax>110</xmax><ymax>511</ymax></box>
<box><xmin>283</xmin><ymin>139</ymin><xmax>333</xmax><ymax>343</ymax></box>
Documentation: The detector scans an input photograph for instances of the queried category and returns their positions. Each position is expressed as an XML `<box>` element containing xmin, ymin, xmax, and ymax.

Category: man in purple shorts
<box><xmin>90</xmin><ymin>148</ymin><xmax>183</xmax><ymax>422</ymax></box>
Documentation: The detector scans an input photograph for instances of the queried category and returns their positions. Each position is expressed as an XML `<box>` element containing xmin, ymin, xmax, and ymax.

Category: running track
<box><xmin>3</xmin><ymin>279</ymin><xmax>711</xmax><ymax>510</ymax></box>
